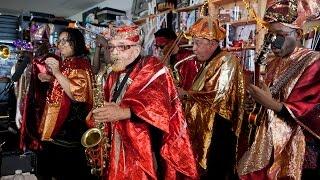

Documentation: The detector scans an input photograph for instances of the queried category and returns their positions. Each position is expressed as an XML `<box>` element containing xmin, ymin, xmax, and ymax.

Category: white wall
<box><xmin>68</xmin><ymin>0</ymin><xmax>133</xmax><ymax>21</ymax></box>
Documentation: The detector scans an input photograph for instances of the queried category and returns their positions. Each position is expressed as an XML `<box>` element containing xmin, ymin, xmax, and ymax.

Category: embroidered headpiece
<box><xmin>110</xmin><ymin>24</ymin><xmax>142</xmax><ymax>45</ymax></box>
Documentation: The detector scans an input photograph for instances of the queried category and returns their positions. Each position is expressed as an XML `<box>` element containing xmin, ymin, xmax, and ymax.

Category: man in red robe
<box><xmin>237</xmin><ymin>0</ymin><xmax>320</xmax><ymax>179</ymax></box>
<box><xmin>154</xmin><ymin>28</ymin><xmax>201</xmax><ymax>90</ymax></box>
<box><xmin>91</xmin><ymin>22</ymin><xmax>198</xmax><ymax>179</ymax></box>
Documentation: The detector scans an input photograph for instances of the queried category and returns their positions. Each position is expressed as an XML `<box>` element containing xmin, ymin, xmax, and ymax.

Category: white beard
<box><xmin>111</xmin><ymin>46</ymin><xmax>140</xmax><ymax>72</ymax></box>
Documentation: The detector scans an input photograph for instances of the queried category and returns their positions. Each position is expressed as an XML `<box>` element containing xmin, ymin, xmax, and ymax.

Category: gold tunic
<box><xmin>185</xmin><ymin>50</ymin><xmax>245</xmax><ymax>169</ymax></box>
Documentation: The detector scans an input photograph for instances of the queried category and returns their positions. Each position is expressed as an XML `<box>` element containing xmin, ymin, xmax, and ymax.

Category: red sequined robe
<box><xmin>38</xmin><ymin>56</ymin><xmax>93</xmax><ymax>141</ymax></box>
<box><xmin>102</xmin><ymin>56</ymin><xmax>198</xmax><ymax>180</ymax></box>
<box><xmin>237</xmin><ymin>48</ymin><xmax>320</xmax><ymax>180</ymax></box>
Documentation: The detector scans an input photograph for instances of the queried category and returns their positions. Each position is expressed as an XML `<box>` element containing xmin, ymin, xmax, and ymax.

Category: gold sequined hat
<box><xmin>264</xmin><ymin>0</ymin><xmax>299</xmax><ymax>28</ymax></box>
<box><xmin>187</xmin><ymin>17</ymin><xmax>226</xmax><ymax>41</ymax></box>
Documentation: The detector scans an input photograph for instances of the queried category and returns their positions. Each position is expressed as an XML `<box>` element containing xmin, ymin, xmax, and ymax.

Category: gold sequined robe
<box><xmin>237</xmin><ymin>48</ymin><xmax>320</xmax><ymax>180</ymax></box>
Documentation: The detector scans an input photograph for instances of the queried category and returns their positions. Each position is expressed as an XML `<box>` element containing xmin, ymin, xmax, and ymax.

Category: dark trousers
<box><xmin>37</xmin><ymin>142</ymin><xmax>97</xmax><ymax>180</ymax></box>
<box><xmin>202</xmin><ymin>116</ymin><xmax>238</xmax><ymax>180</ymax></box>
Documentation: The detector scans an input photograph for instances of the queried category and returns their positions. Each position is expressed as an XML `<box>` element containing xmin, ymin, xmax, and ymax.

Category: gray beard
<box><xmin>111</xmin><ymin>53</ymin><xmax>139</xmax><ymax>71</ymax></box>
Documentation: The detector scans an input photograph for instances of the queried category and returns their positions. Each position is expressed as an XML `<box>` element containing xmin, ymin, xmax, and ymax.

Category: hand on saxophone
<box><xmin>93</xmin><ymin>102</ymin><xmax>131</xmax><ymax>122</ymax></box>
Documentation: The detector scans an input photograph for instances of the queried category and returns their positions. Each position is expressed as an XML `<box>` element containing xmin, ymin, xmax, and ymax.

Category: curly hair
<box><xmin>60</xmin><ymin>28</ymin><xmax>89</xmax><ymax>56</ymax></box>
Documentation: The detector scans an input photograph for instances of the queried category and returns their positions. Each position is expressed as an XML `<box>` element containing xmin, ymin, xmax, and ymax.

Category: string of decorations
<box><xmin>200</xmin><ymin>0</ymin><xmax>209</xmax><ymax>17</ymax></box>
<box><xmin>242</xmin><ymin>0</ymin><xmax>267</xmax><ymax>28</ymax></box>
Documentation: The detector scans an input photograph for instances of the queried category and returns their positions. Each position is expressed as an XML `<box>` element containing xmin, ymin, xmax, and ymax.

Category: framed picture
<box><xmin>82</xmin><ymin>7</ymin><xmax>99</xmax><ymax>23</ymax></box>
<box><xmin>132</xmin><ymin>0</ymin><xmax>152</xmax><ymax>17</ymax></box>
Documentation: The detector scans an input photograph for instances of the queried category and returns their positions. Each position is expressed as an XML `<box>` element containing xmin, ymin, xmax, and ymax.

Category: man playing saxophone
<box><xmin>89</xmin><ymin>20</ymin><xmax>198</xmax><ymax>180</ymax></box>
<box><xmin>184</xmin><ymin>17</ymin><xmax>246</xmax><ymax>179</ymax></box>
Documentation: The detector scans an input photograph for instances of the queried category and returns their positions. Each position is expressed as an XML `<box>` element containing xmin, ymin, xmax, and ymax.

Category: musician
<box><xmin>237</xmin><ymin>0</ymin><xmax>320</xmax><ymax>179</ymax></box>
<box><xmin>154</xmin><ymin>28</ymin><xmax>201</xmax><ymax>90</ymax></box>
<box><xmin>184</xmin><ymin>17</ymin><xmax>245</xmax><ymax>179</ymax></box>
<box><xmin>90</xmin><ymin>21</ymin><xmax>198</xmax><ymax>179</ymax></box>
<box><xmin>18</xmin><ymin>24</ymin><xmax>57</xmax><ymax>151</ymax></box>
<box><xmin>36</xmin><ymin>28</ymin><xmax>94</xmax><ymax>179</ymax></box>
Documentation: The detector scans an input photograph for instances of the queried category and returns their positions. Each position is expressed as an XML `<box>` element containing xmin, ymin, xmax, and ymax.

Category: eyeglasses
<box><xmin>56</xmin><ymin>38</ymin><xmax>70</xmax><ymax>46</ymax></box>
<box><xmin>108</xmin><ymin>45</ymin><xmax>136</xmax><ymax>51</ymax></box>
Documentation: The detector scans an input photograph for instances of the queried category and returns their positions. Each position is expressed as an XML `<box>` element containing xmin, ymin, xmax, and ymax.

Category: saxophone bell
<box><xmin>81</xmin><ymin>128</ymin><xmax>103</xmax><ymax>148</ymax></box>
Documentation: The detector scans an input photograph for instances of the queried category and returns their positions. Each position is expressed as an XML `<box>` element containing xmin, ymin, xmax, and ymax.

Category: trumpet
<box><xmin>68</xmin><ymin>21</ymin><xmax>109</xmax><ymax>39</ymax></box>
<box><xmin>0</xmin><ymin>45</ymin><xmax>10</xmax><ymax>59</ymax></box>
<box><xmin>173</xmin><ymin>54</ymin><xmax>196</xmax><ymax>82</ymax></box>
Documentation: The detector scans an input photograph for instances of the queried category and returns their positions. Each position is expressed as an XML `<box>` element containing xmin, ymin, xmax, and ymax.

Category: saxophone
<box><xmin>81</xmin><ymin>65</ymin><xmax>111</xmax><ymax>176</ymax></box>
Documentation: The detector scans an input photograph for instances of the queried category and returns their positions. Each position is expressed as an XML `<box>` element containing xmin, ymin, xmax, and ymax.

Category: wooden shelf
<box><xmin>223</xmin><ymin>46</ymin><xmax>256</xmax><ymax>51</ymax></box>
<box><xmin>222</xmin><ymin>19</ymin><xmax>257</xmax><ymax>26</ymax></box>
<box><xmin>133</xmin><ymin>9</ymin><xmax>173</xmax><ymax>25</ymax></box>
<box><xmin>174</xmin><ymin>3</ymin><xmax>204</xmax><ymax>12</ymax></box>
<box><xmin>133</xmin><ymin>2</ymin><xmax>205</xmax><ymax>24</ymax></box>
<box><xmin>212</xmin><ymin>0</ymin><xmax>242</xmax><ymax>5</ymax></box>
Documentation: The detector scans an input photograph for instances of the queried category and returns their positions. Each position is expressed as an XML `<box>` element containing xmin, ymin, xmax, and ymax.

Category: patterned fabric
<box><xmin>238</xmin><ymin>48</ymin><xmax>320</xmax><ymax>180</ymax></box>
<box><xmin>39</xmin><ymin>56</ymin><xmax>93</xmax><ymax>141</ymax></box>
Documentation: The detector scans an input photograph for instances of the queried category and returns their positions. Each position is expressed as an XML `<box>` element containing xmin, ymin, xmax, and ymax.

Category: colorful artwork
<box><xmin>0</xmin><ymin>44</ymin><xmax>18</xmax><ymax>78</ymax></box>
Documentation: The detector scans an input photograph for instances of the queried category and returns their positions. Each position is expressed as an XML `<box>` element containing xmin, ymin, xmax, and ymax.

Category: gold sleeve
<box><xmin>68</xmin><ymin>69</ymin><xmax>93</xmax><ymax>103</ymax></box>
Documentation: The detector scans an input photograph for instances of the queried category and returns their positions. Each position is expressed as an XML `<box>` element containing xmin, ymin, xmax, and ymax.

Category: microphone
<box><xmin>11</xmin><ymin>55</ymin><xmax>31</xmax><ymax>82</ymax></box>
<box><xmin>8</xmin><ymin>126</ymin><xmax>18</xmax><ymax>134</ymax></box>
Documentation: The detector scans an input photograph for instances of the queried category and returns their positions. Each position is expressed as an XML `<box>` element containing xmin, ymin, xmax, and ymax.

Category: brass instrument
<box><xmin>173</xmin><ymin>54</ymin><xmax>196</xmax><ymax>82</ymax></box>
<box><xmin>0</xmin><ymin>45</ymin><xmax>10</xmax><ymax>59</ymax></box>
<box><xmin>69</xmin><ymin>21</ymin><xmax>108</xmax><ymax>39</ymax></box>
<box><xmin>81</xmin><ymin>65</ymin><xmax>111</xmax><ymax>176</ymax></box>
<box><xmin>160</xmin><ymin>31</ymin><xmax>185</xmax><ymax>84</ymax></box>
<box><xmin>162</xmin><ymin>31</ymin><xmax>184</xmax><ymax>64</ymax></box>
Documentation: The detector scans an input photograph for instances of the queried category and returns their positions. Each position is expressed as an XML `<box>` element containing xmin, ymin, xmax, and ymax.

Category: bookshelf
<box><xmin>226</xmin><ymin>19</ymin><xmax>256</xmax><ymax>27</ymax></box>
<box><xmin>174</xmin><ymin>3</ymin><xmax>204</xmax><ymax>13</ymax></box>
<box><xmin>212</xmin><ymin>0</ymin><xmax>243</xmax><ymax>6</ymax></box>
<box><xmin>223</xmin><ymin>46</ymin><xmax>256</xmax><ymax>51</ymax></box>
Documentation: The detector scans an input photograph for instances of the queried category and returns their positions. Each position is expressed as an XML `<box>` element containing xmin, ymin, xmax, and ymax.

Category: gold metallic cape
<box><xmin>185</xmin><ymin>51</ymin><xmax>245</xmax><ymax>169</ymax></box>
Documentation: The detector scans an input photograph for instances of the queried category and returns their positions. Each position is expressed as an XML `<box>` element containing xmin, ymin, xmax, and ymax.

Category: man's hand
<box><xmin>38</xmin><ymin>73</ymin><xmax>53</xmax><ymax>82</ymax></box>
<box><xmin>177</xmin><ymin>87</ymin><xmax>188</xmax><ymax>98</ymax></box>
<box><xmin>45</xmin><ymin>57</ymin><xmax>60</xmax><ymax>76</ymax></box>
<box><xmin>247</xmin><ymin>82</ymin><xmax>283</xmax><ymax>112</ymax></box>
<box><xmin>95</xmin><ymin>36</ymin><xmax>108</xmax><ymax>48</ymax></box>
<box><xmin>92</xmin><ymin>102</ymin><xmax>131</xmax><ymax>122</ymax></box>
